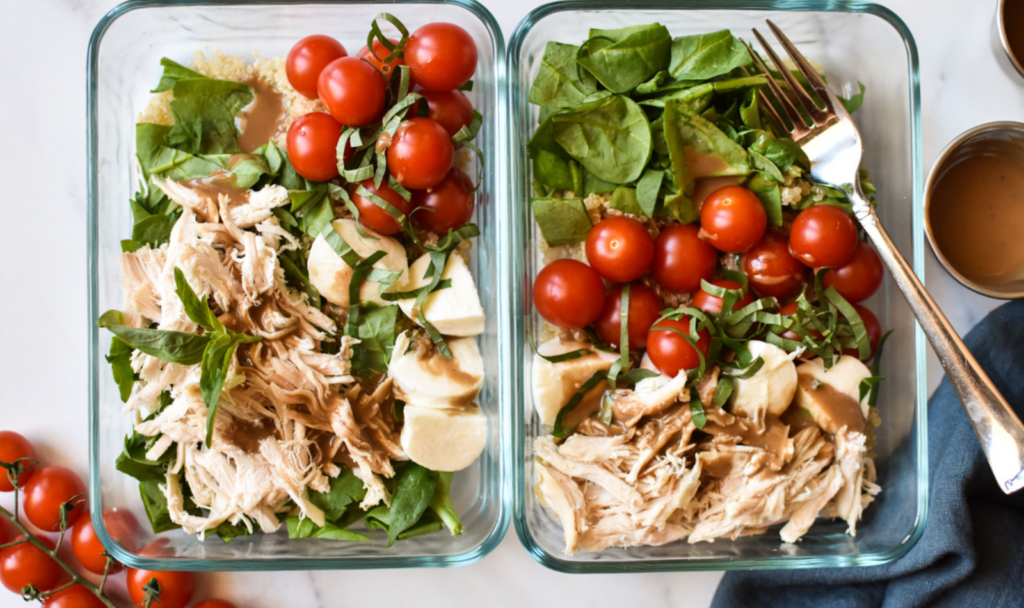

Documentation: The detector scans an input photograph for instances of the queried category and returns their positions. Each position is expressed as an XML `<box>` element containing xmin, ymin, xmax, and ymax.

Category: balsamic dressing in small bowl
<box><xmin>926</xmin><ymin>122</ymin><xmax>1024</xmax><ymax>298</ymax></box>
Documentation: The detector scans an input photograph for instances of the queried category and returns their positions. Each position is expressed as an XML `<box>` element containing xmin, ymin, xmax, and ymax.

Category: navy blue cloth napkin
<box><xmin>713</xmin><ymin>300</ymin><xmax>1024</xmax><ymax>608</ymax></box>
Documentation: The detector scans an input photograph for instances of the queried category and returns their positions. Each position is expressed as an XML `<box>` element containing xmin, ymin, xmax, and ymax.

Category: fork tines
<box><xmin>744</xmin><ymin>19</ymin><xmax>839</xmax><ymax>139</ymax></box>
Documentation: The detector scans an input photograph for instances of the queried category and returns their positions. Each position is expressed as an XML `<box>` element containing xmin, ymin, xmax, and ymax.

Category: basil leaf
<box><xmin>689</xmin><ymin>398</ymin><xmax>707</xmax><ymax>429</ymax></box>
<box><xmin>345</xmin><ymin>251</ymin><xmax>388</xmax><ymax>336</ymax></box>
<box><xmin>200</xmin><ymin>334</ymin><xmax>237</xmax><ymax>445</ymax></box>
<box><xmin>713</xmin><ymin>375</ymin><xmax>734</xmax><ymax>408</ymax></box>
<box><xmin>552</xmin><ymin>94</ymin><xmax>653</xmax><ymax>185</ymax></box>
<box><xmin>165</xmin><ymin>77</ymin><xmax>254</xmax><ymax>155</ymax></box>
<box><xmin>98</xmin><ymin>310</ymin><xmax>210</xmax><ymax>365</ymax></box>
<box><xmin>453</xmin><ymin>110</ymin><xmax>483</xmax><ymax>144</ymax></box>
<box><xmin>617</xmin><ymin>368</ymin><xmax>659</xmax><ymax>386</ymax></box>
<box><xmin>351</xmin><ymin>305</ymin><xmax>400</xmax><ymax>374</ymax></box>
<box><xmin>429</xmin><ymin>471</ymin><xmax>465</xmax><ymax>536</ymax></box>
<box><xmin>385</xmin><ymin>464</ymin><xmax>438</xmax><ymax>547</ymax></box>
<box><xmin>419</xmin><ymin>311</ymin><xmax>453</xmax><ymax>359</ymax></box>
<box><xmin>530</xmin><ymin>197</ymin><xmax>592</xmax><ymax>247</ymax></box>
<box><xmin>528</xmin><ymin>41</ymin><xmax>598</xmax><ymax>109</ymax></box>
<box><xmin>279</xmin><ymin>250</ymin><xmax>321</xmax><ymax>309</ymax></box>
<box><xmin>553</xmin><ymin>370</ymin><xmax>608</xmax><ymax>439</ymax></box>
<box><xmin>174</xmin><ymin>267</ymin><xmax>223</xmax><ymax>333</ymax></box>
<box><xmin>107</xmin><ymin>336</ymin><xmax>136</xmax><ymax>402</ymax></box>
<box><xmin>577</xmin><ymin>24</ymin><xmax>672</xmax><ymax>93</ymax></box>
<box><xmin>668</xmin><ymin>29</ymin><xmax>752</xmax><ymax>82</ymax></box>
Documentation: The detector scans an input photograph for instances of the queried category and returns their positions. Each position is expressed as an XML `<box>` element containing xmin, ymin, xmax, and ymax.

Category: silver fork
<box><xmin>747</xmin><ymin>20</ymin><xmax>1024</xmax><ymax>494</ymax></box>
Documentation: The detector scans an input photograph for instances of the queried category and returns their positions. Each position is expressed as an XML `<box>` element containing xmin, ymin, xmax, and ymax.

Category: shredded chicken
<box><xmin>535</xmin><ymin>371</ymin><xmax>880</xmax><ymax>554</ymax></box>
<box><xmin>119</xmin><ymin>182</ymin><xmax>399</xmax><ymax>538</ymax></box>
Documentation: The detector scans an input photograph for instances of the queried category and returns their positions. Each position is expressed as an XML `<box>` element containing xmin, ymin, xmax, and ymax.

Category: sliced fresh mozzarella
<box><xmin>532</xmin><ymin>338</ymin><xmax>618</xmax><ymax>426</ymax></box>
<box><xmin>794</xmin><ymin>356</ymin><xmax>872</xmax><ymax>435</ymax></box>
<box><xmin>389</xmin><ymin>331</ymin><xmax>484</xmax><ymax>409</ymax></box>
<box><xmin>728</xmin><ymin>340</ymin><xmax>799</xmax><ymax>419</ymax></box>
<box><xmin>307</xmin><ymin>219</ymin><xmax>409</xmax><ymax>308</ymax></box>
<box><xmin>400</xmin><ymin>404</ymin><xmax>487</xmax><ymax>471</ymax></box>
<box><xmin>398</xmin><ymin>252</ymin><xmax>484</xmax><ymax>337</ymax></box>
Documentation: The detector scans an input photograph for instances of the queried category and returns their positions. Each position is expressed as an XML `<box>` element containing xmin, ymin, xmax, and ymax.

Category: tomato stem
<box><xmin>0</xmin><ymin>538</ymin><xmax>28</xmax><ymax>549</ymax></box>
<box><xmin>0</xmin><ymin>497</ymin><xmax>117</xmax><ymax>608</ymax></box>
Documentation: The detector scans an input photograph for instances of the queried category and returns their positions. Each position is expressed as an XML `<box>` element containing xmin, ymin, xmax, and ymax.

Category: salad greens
<box><xmin>526</xmin><ymin>24</ymin><xmax>865</xmax><ymax>245</ymax></box>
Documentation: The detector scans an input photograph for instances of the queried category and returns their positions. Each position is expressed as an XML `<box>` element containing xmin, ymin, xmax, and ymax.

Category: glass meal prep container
<box><xmin>87</xmin><ymin>0</ymin><xmax>509</xmax><ymax>570</ymax></box>
<box><xmin>506</xmin><ymin>0</ymin><xmax>927</xmax><ymax>572</ymax></box>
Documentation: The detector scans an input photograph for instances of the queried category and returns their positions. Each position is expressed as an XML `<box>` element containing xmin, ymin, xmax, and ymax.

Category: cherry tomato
<box><xmin>285</xmin><ymin>35</ymin><xmax>347</xmax><ymax>99</ymax></box>
<box><xmin>651</xmin><ymin>224</ymin><xmax>718</xmax><ymax>294</ymax></box>
<box><xmin>405</xmin><ymin>22</ymin><xmax>478</xmax><ymax>91</ymax></box>
<box><xmin>647</xmin><ymin>317</ymin><xmax>711</xmax><ymax>378</ymax></box>
<box><xmin>533</xmin><ymin>259</ymin><xmax>605</xmax><ymax>329</ymax></box>
<box><xmin>699</xmin><ymin>186</ymin><xmax>767</xmax><ymax>253</ymax></box>
<box><xmin>127</xmin><ymin>569</ymin><xmax>195</xmax><ymax>608</ymax></box>
<box><xmin>0</xmin><ymin>431</ymin><xmax>35</xmax><ymax>492</ymax></box>
<box><xmin>410</xmin><ymin>169</ymin><xmax>474</xmax><ymax>234</ymax></box>
<box><xmin>317</xmin><ymin>56</ymin><xmax>387</xmax><ymax>127</ymax></box>
<box><xmin>194</xmin><ymin>602</ymin><xmax>237</xmax><ymax>608</ymax></box>
<box><xmin>585</xmin><ymin>217</ymin><xmax>655</xmax><ymax>283</ymax></box>
<box><xmin>417</xmin><ymin>89</ymin><xmax>474</xmax><ymax>137</ymax></box>
<box><xmin>352</xmin><ymin>179</ymin><xmax>415</xmax><ymax>236</ymax></box>
<box><xmin>43</xmin><ymin>585</ymin><xmax>107</xmax><ymax>608</ymax></box>
<box><xmin>387</xmin><ymin>117</ymin><xmax>454</xmax><ymax>189</ymax></box>
<box><xmin>594</xmin><ymin>283</ymin><xmax>664</xmax><ymax>350</ymax></box>
<box><xmin>844</xmin><ymin>304</ymin><xmax>882</xmax><ymax>359</ymax></box>
<box><xmin>357</xmin><ymin>38</ymin><xmax>404</xmax><ymax>77</ymax></box>
<box><xmin>23</xmin><ymin>466</ymin><xmax>86</xmax><ymax>532</ymax></box>
<box><xmin>823</xmin><ymin>241</ymin><xmax>884</xmax><ymax>303</ymax></box>
<box><xmin>286</xmin><ymin>112</ymin><xmax>347</xmax><ymax>183</ymax></box>
<box><xmin>741</xmin><ymin>232</ymin><xmax>806</xmax><ymax>299</ymax></box>
<box><xmin>72</xmin><ymin>509</ymin><xmax>139</xmax><ymax>575</ymax></box>
<box><xmin>0</xmin><ymin>536</ymin><xmax>61</xmax><ymax>593</ymax></box>
<box><xmin>789</xmin><ymin>204</ymin><xmax>859</xmax><ymax>268</ymax></box>
<box><xmin>691</xmin><ymin>280</ymin><xmax>755</xmax><ymax>314</ymax></box>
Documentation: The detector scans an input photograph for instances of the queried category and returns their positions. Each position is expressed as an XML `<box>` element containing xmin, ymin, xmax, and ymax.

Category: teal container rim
<box><xmin>506</xmin><ymin>0</ymin><xmax>928</xmax><ymax>573</ymax></box>
<box><xmin>87</xmin><ymin>0</ymin><xmax>510</xmax><ymax>571</ymax></box>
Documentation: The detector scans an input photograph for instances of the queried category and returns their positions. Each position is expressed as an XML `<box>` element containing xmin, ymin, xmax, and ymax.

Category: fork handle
<box><xmin>851</xmin><ymin>187</ymin><xmax>1024</xmax><ymax>494</ymax></box>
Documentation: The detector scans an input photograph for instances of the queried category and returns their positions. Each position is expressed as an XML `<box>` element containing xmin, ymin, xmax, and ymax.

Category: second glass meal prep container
<box><xmin>506</xmin><ymin>0</ymin><xmax>927</xmax><ymax>573</ymax></box>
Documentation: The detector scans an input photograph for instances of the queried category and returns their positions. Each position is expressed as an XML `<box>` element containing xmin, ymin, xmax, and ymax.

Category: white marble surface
<box><xmin>1</xmin><ymin>0</ymin><xmax>1022</xmax><ymax>606</ymax></box>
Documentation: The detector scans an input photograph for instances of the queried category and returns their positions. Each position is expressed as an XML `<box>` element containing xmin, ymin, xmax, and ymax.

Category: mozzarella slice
<box><xmin>307</xmin><ymin>219</ymin><xmax>409</xmax><ymax>308</ymax></box>
<box><xmin>794</xmin><ymin>356</ymin><xmax>872</xmax><ymax>435</ymax></box>
<box><xmin>728</xmin><ymin>340</ymin><xmax>799</xmax><ymax>419</ymax></box>
<box><xmin>532</xmin><ymin>338</ymin><xmax>618</xmax><ymax>426</ymax></box>
<box><xmin>398</xmin><ymin>253</ymin><xmax>485</xmax><ymax>337</ymax></box>
<box><xmin>400</xmin><ymin>404</ymin><xmax>487</xmax><ymax>471</ymax></box>
<box><xmin>389</xmin><ymin>331</ymin><xmax>484</xmax><ymax>409</ymax></box>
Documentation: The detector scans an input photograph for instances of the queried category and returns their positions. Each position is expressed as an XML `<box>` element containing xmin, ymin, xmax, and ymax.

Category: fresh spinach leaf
<box><xmin>839</xmin><ymin>82</ymin><xmax>866</xmax><ymax>114</ymax></box>
<box><xmin>747</xmin><ymin>172</ymin><xmax>784</xmax><ymax>227</ymax></box>
<box><xmin>165</xmin><ymin>77</ymin><xmax>254</xmax><ymax>155</ymax></box>
<box><xmin>748</xmin><ymin>131</ymin><xmax>795</xmax><ymax>173</ymax></box>
<box><xmin>397</xmin><ymin>513</ymin><xmax>444</xmax><ymax>540</ymax></box>
<box><xmin>98</xmin><ymin>310</ymin><xmax>210</xmax><ymax>365</ymax></box>
<box><xmin>668</xmin><ymin>29</ymin><xmax>752</xmax><ymax>82</ymax></box>
<box><xmin>351</xmin><ymin>305</ymin><xmax>400</xmax><ymax>374</ymax></box>
<box><xmin>527</xmin><ymin>114</ymin><xmax>576</xmax><ymax>192</ymax></box>
<box><xmin>385</xmin><ymin>463</ymin><xmax>438</xmax><ymax>547</ymax></box>
<box><xmin>552</xmin><ymin>94</ymin><xmax>652</xmax><ymax>184</ymax></box>
<box><xmin>583</xmin><ymin>170</ymin><xmax>618</xmax><ymax>196</ymax></box>
<box><xmin>577</xmin><ymin>23</ymin><xmax>672</xmax><ymax>93</ymax></box>
<box><xmin>635</xmin><ymin>169</ymin><xmax>664</xmax><ymax>217</ymax></box>
<box><xmin>608</xmin><ymin>187</ymin><xmax>642</xmax><ymax>215</ymax></box>
<box><xmin>151</xmin><ymin>57</ymin><xmax>205</xmax><ymax>93</ymax></box>
<box><xmin>136</xmin><ymin>123</ymin><xmax>193</xmax><ymax>176</ymax></box>
<box><xmin>279</xmin><ymin>250</ymin><xmax>321</xmax><ymax>308</ymax></box>
<box><xmin>131</xmin><ymin>213</ymin><xmax>179</xmax><ymax>249</ymax></box>
<box><xmin>528</xmin><ymin>41</ymin><xmax>598</xmax><ymax>109</ymax></box>
<box><xmin>530</xmin><ymin>197</ymin><xmax>592</xmax><ymax>247</ymax></box>
<box><xmin>210</xmin><ymin>519</ymin><xmax>251</xmax><ymax>543</ymax></box>
<box><xmin>663</xmin><ymin>98</ymin><xmax>750</xmax><ymax>193</ymax></box>
<box><xmin>310</xmin><ymin>469</ymin><xmax>368</xmax><ymax>522</ymax></box>
<box><xmin>139</xmin><ymin>478</ymin><xmax>179</xmax><ymax>534</ymax></box>
<box><xmin>429</xmin><ymin>471</ymin><xmax>464</xmax><ymax>536</ymax></box>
